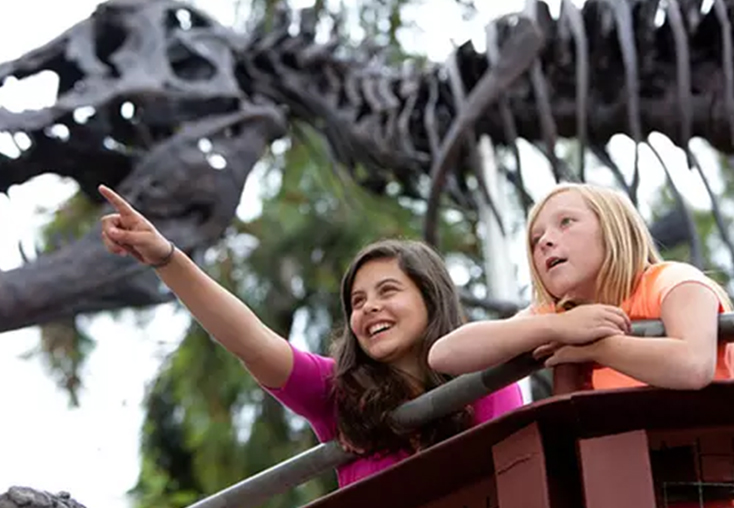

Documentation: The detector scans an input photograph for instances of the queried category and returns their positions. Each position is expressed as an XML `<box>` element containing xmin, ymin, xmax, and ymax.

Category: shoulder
<box><xmin>288</xmin><ymin>342</ymin><xmax>336</xmax><ymax>369</ymax></box>
<box><xmin>642</xmin><ymin>262</ymin><xmax>729</xmax><ymax>313</ymax></box>
<box><xmin>645</xmin><ymin>261</ymin><xmax>715</xmax><ymax>294</ymax></box>
<box><xmin>291</xmin><ymin>344</ymin><xmax>336</xmax><ymax>373</ymax></box>
<box><xmin>644</xmin><ymin>261</ymin><xmax>706</xmax><ymax>282</ymax></box>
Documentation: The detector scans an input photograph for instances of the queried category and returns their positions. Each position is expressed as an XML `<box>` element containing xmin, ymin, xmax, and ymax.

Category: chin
<box><xmin>359</xmin><ymin>344</ymin><xmax>388</xmax><ymax>362</ymax></box>
<box><xmin>370</xmin><ymin>346</ymin><xmax>404</xmax><ymax>365</ymax></box>
<box><xmin>547</xmin><ymin>281</ymin><xmax>577</xmax><ymax>299</ymax></box>
<box><xmin>367</xmin><ymin>350</ymin><xmax>393</xmax><ymax>364</ymax></box>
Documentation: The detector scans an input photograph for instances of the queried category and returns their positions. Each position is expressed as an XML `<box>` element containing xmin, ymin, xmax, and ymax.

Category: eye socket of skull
<box><xmin>167</xmin><ymin>40</ymin><xmax>218</xmax><ymax>82</ymax></box>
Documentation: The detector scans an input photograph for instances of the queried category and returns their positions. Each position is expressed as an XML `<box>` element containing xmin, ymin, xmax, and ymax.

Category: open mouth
<box><xmin>367</xmin><ymin>321</ymin><xmax>394</xmax><ymax>337</ymax></box>
<box><xmin>546</xmin><ymin>257</ymin><xmax>567</xmax><ymax>270</ymax></box>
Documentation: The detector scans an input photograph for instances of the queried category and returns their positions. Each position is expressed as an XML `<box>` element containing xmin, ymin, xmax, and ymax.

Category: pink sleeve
<box><xmin>471</xmin><ymin>383</ymin><xmax>524</xmax><ymax>424</ymax></box>
<box><xmin>653</xmin><ymin>262</ymin><xmax>728</xmax><ymax>312</ymax></box>
<box><xmin>264</xmin><ymin>343</ymin><xmax>337</xmax><ymax>442</ymax></box>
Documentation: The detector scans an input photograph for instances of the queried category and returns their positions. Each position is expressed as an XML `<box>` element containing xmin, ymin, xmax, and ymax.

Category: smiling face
<box><xmin>528</xmin><ymin>189</ymin><xmax>605</xmax><ymax>303</ymax></box>
<box><xmin>348</xmin><ymin>257</ymin><xmax>429</xmax><ymax>377</ymax></box>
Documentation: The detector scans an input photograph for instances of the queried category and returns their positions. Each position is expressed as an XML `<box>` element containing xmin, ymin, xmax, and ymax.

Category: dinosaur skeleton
<box><xmin>2</xmin><ymin>0</ymin><xmax>734</xmax><ymax>334</ymax></box>
<box><xmin>1</xmin><ymin>0</ymin><xmax>734</xmax><ymax>504</ymax></box>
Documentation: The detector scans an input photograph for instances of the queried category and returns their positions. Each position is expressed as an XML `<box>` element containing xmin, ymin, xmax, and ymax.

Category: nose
<box><xmin>364</xmin><ymin>295</ymin><xmax>381</xmax><ymax>313</ymax></box>
<box><xmin>538</xmin><ymin>230</ymin><xmax>557</xmax><ymax>250</ymax></box>
<box><xmin>537</xmin><ymin>233</ymin><xmax>554</xmax><ymax>251</ymax></box>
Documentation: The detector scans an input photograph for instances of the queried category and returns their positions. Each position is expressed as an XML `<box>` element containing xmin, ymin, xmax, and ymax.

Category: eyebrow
<box><xmin>377</xmin><ymin>277</ymin><xmax>403</xmax><ymax>288</ymax></box>
<box><xmin>552</xmin><ymin>206</ymin><xmax>586</xmax><ymax>216</ymax></box>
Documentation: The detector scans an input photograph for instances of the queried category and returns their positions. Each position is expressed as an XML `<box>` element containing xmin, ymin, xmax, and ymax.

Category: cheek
<box><xmin>590</xmin><ymin>232</ymin><xmax>605</xmax><ymax>263</ymax></box>
<box><xmin>532</xmin><ymin>249</ymin><xmax>541</xmax><ymax>268</ymax></box>
<box><xmin>349</xmin><ymin>312</ymin><xmax>360</xmax><ymax>335</ymax></box>
<box><xmin>532</xmin><ymin>250</ymin><xmax>545</xmax><ymax>275</ymax></box>
<box><xmin>413</xmin><ymin>299</ymin><xmax>430</xmax><ymax>329</ymax></box>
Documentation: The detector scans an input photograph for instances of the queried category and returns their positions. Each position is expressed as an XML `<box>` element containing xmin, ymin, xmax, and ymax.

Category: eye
<box><xmin>351</xmin><ymin>295</ymin><xmax>365</xmax><ymax>308</ymax></box>
<box><xmin>560</xmin><ymin>216</ymin><xmax>574</xmax><ymax>227</ymax></box>
<box><xmin>380</xmin><ymin>284</ymin><xmax>398</xmax><ymax>296</ymax></box>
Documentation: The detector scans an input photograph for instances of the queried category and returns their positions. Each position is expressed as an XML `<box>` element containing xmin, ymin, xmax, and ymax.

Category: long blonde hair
<box><xmin>526</xmin><ymin>183</ymin><xmax>662</xmax><ymax>307</ymax></box>
<box><xmin>528</xmin><ymin>183</ymin><xmax>734</xmax><ymax>375</ymax></box>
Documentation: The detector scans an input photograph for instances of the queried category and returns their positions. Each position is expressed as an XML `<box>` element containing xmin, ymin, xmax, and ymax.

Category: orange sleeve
<box><xmin>650</xmin><ymin>262</ymin><xmax>728</xmax><ymax>314</ymax></box>
<box><xmin>527</xmin><ymin>303</ymin><xmax>555</xmax><ymax>315</ymax></box>
<box><xmin>649</xmin><ymin>262</ymin><xmax>732</xmax><ymax>380</ymax></box>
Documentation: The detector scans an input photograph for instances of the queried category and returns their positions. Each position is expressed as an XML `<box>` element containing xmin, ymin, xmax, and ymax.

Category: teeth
<box><xmin>369</xmin><ymin>322</ymin><xmax>392</xmax><ymax>335</ymax></box>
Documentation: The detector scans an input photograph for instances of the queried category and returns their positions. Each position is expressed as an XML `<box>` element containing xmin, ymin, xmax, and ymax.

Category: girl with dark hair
<box><xmin>98</xmin><ymin>185</ymin><xmax>523</xmax><ymax>487</ymax></box>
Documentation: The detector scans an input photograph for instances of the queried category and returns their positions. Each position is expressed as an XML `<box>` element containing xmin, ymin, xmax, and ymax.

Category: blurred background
<box><xmin>0</xmin><ymin>1</ymin><xmax>732</xmax><ymax>507</ymax></box>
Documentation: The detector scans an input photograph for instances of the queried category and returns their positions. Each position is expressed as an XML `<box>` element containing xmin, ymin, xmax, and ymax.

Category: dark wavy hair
<box><xmin>330</xmin><ymin>239</ymin><xmax>473</xmax><ymax>456</ymax></box>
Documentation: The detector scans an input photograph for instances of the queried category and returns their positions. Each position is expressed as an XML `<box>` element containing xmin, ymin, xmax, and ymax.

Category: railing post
<box><xmin>553</xmin><ymin>364</ymin><xmax>593</xmax><ymax>395</ymax></box>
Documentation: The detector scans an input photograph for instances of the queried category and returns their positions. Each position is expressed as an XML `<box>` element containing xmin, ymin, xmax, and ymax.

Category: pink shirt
<box><xmin>266</xmin><ymin>344</ymin><xmax>523</xmax><ymax>487</ymax></box>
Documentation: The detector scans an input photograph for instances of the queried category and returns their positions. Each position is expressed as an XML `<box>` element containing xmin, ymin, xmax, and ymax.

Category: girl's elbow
<box><xmin>683</xmin><ymin>359</ymin><xmax>716</xmax><ymax>390</ymax></box>
<box><xmin>428</xmin><ymin>342</ymin><xmax>457</xmax><ymax>375</ymax></box>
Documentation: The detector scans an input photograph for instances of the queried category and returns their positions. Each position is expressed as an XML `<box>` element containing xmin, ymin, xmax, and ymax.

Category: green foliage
<box><xmin>20</xmin><ymin>317</ymin><xmax>95</xmax><ymax>407</ymax></box>
<box><xmin>38</xmin><ymin>191</ymin><xmax>98</xmax><ymax>252</ymax></box>
<box><xmin>647</xmin><ymin>179</ymin><xmax>733</xmax><ymax>292</ymax></box>
<box><xmin>131</xmin><ymin>322</ymin><xmax>265</xmax><ymax>507</ymax></box>
<box><xmin>22</xmin><ymin>192</ymin><xmax>99</xmax><ymax>406</ymax></box>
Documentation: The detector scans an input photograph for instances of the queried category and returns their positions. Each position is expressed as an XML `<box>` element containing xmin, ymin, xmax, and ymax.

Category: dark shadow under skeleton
<box><xmin>1</xmin><ymin>0</ymin><xmax>734</xmax><ymax>505</ymax></box>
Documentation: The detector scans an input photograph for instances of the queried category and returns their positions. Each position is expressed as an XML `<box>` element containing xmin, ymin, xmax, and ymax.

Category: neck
<box><xmin>391</xmin><ymin>357</ymin><xmax>425</xmax><ymax>389</ymax></box>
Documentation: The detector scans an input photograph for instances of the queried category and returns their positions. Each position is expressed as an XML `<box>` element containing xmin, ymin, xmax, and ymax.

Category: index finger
<box><xmin>99</xmin><ymin>185</ymin><xmax>138</xmax><ymax>216</ymax></box>
<box><xmin>604</xmin><ymin>306</ymin><xmax>631</xmax><ymax>332</ymax></box>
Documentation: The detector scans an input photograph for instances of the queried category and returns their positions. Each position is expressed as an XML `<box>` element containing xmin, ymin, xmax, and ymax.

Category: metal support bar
<box><xmin>187</xmin><ymin>442</ymin><xmax>352</xmax><ymax>508</ymax></box>
<box><xmin>185</xmin><ymin>313</ymin><xmax>734</xmax><ymax>508</ymax></box>
<box><xmin>632</xmin><ymin>312</ymin><xmax>734</xmax><ymax>337</ymax></box>
<box><xmin>391</xmin><ymin>353</ymin><xmax>541</xmax><ymax>429</ymax></box>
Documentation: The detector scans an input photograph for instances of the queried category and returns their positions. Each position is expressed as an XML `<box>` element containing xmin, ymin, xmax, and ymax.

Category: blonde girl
<box><xmin>429</xmin><ymin>183</ymin><xmax>732</xmax><ymax>390</ymax></box>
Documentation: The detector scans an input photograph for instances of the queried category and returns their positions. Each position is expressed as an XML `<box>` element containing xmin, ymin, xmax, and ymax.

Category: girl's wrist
<box><xmin>151</xmin><ymin>241</ymin><xmax>177</xmax><ymax>269</ymax></box>
<box><xmin>541</xmin><ymin>313</ymin><xmax>563</xmax><ymax>343</ymax></box>
<box><xmin>587</xmin><ymin>335</ymin><xmax>622</xmax><ymax>363</ymax></box>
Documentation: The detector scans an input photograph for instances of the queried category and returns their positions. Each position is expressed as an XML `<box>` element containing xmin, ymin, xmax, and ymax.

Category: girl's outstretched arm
<box><xmin>99</xmin><ymin>185</ymin><xmax>293</xmax><ymax>388</ymax></box>
<box><xmin>544</xmin><ymin>283</ymin><xmax>720</xmax><ymax>390</ymax></box>
<box><xmin>428</xmin><ymin>305</ymin><xmax>630</xmax><ymax>375</ymax></box>
<box><xmin>154</xmin><ymin>249</ymin><xmax>294</xmax><ymax>388</ymax></box>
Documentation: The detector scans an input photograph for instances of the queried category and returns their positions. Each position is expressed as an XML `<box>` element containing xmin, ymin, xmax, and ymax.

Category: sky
<box><xmin>0</xmin><ymin>1</ymin><xmax>729</xmax><ymax>507</ymax></box>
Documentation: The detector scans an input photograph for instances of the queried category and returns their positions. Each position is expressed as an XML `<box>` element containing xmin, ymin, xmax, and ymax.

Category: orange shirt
<box><xmin>531</xmin><ymin>261</ymin><xmax>731</xmax><ymax>389</ymax></box>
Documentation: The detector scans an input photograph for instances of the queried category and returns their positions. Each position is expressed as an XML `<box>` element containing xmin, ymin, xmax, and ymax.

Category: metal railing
<box><xmin>186</xmin><ymin>313</ymin><xmax>734</xmax><ymax>508</ymax></box>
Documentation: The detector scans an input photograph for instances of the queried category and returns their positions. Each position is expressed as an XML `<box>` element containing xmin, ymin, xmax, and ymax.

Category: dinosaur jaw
<box><xmin>0</xmin><ymin>106</ymin><xmax>286</xmax><ymax>334</ymax></box>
